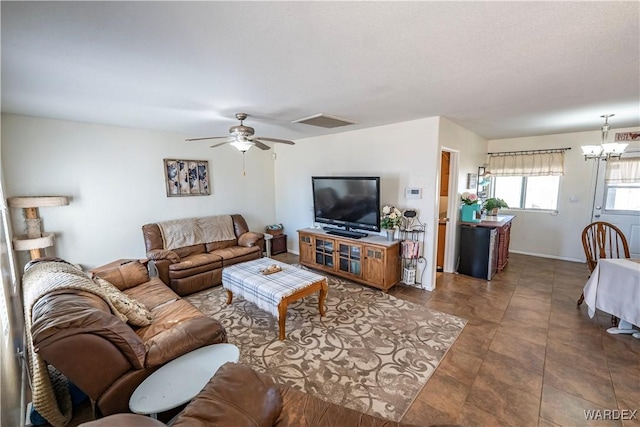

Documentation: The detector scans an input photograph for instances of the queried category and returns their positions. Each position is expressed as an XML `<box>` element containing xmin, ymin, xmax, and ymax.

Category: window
<box><xmin>487</xmin><ymin>149</ymin><xmax>565</xmax><ymax>211</ymax></box>
<box><xmin>492</xmin><ymin>175</ymin><xmax>560</xmax><ymax>211</ymax></box>
<box><xmin>604</xmin><ymin>158</ymin><xmax>640</xmax><ymax>212</ymax></box>
<box><xmin>604</xmin><ymin>184</ymin><xmax>640</xmax><ymax>211</ymax></box>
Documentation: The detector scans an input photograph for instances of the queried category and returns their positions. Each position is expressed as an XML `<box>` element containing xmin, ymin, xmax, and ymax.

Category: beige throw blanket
<box><xmin>157</xmin><ymin>215</ymin><xmax>236</xmax><ymax>250</ymax></box>
<box><xmin>22</xmin><ymin>260</ymin><xmax>126</xmax><ymax>427</ymax></box>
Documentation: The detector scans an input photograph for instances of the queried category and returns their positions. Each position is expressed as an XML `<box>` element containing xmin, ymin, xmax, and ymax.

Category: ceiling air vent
<box><xmin>291</xmin><ymin>113</ymin><xmax>357</xmax><ymax>129</ymax></box>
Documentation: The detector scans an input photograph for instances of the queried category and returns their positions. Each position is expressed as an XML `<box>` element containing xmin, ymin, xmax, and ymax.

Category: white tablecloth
<box><xmin>583</xmin><ymin>258</ymin><xmax>640</xmax><ymax>326</ymax></box>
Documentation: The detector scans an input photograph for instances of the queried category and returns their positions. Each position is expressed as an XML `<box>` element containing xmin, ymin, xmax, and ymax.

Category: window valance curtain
<box><xmin>488</xmin><ymin>152</ymin><xmax>565</xmax><ymax>177</ymax></box>
<box><xmin>605</xmin><ymin>157</ymin><xmax>640</xmax><ymax>184</ymax></box>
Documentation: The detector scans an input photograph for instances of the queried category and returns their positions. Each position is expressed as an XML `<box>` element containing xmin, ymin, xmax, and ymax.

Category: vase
<box><xmin>461</xmin><ymin>204</ymin><xmax>480</xmax><ymax>222</ymax></box>
<box><xmin>385</xmin><ymin>229</ymin><xmax>395</xmax><ymax>241</ymax></box>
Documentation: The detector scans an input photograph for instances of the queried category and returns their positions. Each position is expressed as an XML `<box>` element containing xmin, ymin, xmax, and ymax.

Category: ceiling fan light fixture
<box><xmin>230</xmin><ymin>135</ymin><xmax>252</xmax><ymax>152</ymax></box>
<box><xmin>187</xmin><ymin>112</ymin><xmax>294</xmax><ymax>153</ymax></box>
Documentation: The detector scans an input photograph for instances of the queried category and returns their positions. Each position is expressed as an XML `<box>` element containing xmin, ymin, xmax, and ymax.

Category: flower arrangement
<box><xmin>460</xmin><ymin>192</ymin><xmax>479</xmax><ymax>205</ymax></box>
<box><xmin>380</xmin><ymin>205</ymin><xmax>402</xmax><ymax>229</ymax></box>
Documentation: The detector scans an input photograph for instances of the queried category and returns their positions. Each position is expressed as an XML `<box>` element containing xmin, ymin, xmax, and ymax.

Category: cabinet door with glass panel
<box><xmin>338</xmin><ymin>242</ymin><xmax>362</xmax><ymax>278</ymax></box>
<box><xmin>314</xmin><ymin>237</ymin><xmax>335</xmax><ymax>269</ymax></box>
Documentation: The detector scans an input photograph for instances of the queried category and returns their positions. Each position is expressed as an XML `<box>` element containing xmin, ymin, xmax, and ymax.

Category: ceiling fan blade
<box><xmin>210</xmin><ymin>140</ymin><xmax>233</xmax><ymax>148</ymax></box>
<box><xmin>254</xmin><ymin>137</ymin><xmax>295</xmax><ymax>145</ymax></box>
<box><xmin>253</xmin><ymin>141</ymin><xmax>271</xmax><ymax>150</ymax></box>
<box><xmin>186</xmin><ymin>136</ymin><xmax>229</xmax><ymax>142</ymax></box>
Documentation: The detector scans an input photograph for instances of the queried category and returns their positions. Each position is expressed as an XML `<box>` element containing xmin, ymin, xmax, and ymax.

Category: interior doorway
<box><xmin>434</xmin><ymin>147</ymin><xmax>459</xmax><ymax>273</ymax></box>
<box><xmin>437</xmin><ymin>150</ymin><xmax>452</xmax><ymax>272</ymax></box>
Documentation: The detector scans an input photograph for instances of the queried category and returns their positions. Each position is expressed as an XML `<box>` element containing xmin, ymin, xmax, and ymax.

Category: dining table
<box><xmin>582</xmin><ymin>258</ymin><xmax>640</xmax><ymax>337</ymax></box>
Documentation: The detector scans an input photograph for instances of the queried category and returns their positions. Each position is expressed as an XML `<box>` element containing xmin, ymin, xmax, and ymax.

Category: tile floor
<box><xmin>275</xmin><ymin>251</ymin><xmax>640</xmax><ymax>427</ymax></box>
<box><xmin>68</xmin><ymin>252</ymin><xmax>639</xmax><ymax>427</ymax></box>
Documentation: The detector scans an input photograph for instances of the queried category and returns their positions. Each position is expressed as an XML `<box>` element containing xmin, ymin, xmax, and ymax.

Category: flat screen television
<box><xmin>312</xmin><ymin>176</ymin><xmax>381</xmax><ymax>236</ymax></box>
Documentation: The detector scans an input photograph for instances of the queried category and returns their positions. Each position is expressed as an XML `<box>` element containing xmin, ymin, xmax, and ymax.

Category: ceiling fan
<box><xmin>186</xmin><ymin>113</ymin><xmax>295</xmax><ymax>152</ymax></box>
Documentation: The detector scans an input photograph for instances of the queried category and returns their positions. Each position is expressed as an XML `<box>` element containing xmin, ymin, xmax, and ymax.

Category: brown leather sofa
<box><xmin>30</xmin><ymin>259</ymin><xmax>227</xmax><ymax>417</ymax></box>
<box><xmin>80</xmin><ymin>362</ymin><xmax>431</xmax><ymax>427</ymax></box>
<box><xmin>142</xmin><ymin>214</ymin><xmax>264</xmax><ymax>296</ymax></box>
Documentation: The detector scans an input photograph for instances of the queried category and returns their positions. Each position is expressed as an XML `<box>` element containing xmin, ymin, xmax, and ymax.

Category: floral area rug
<box><xmin>185</xmin><ymin>272</ymin><xmax>466</xmax><ymax>422</ymax></box>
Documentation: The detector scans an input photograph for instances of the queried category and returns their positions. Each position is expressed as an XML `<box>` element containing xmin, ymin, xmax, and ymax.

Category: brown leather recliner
<box><xmin>80</xmin><ymin>362</ymin><xmax>433</xmax><ymax>427</ymax></box>
<box><xmin>30</xmin><ymin>260</ymin><xmax>227</xmax><ymax>417</ymax></box>
<box><xmin>142</xmin><ymin>214</ymin><xmax>264</xmax><ymax>296</ymax></box>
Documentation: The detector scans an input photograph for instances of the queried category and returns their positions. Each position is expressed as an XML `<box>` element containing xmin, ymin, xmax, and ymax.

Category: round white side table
<box><xmin>263</xmin><ymin>233</ymin><xmax>273</xmax><ymax>258</ymax></box>
<box><xmin>129</xmin><ymin>343</ymin><xmax>240</xmax><ymax>419</ymax></box>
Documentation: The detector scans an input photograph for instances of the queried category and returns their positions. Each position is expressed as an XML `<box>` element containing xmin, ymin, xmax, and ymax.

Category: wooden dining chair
<box><xmin>577</xmin><ymin>221</ymin><xmax>630</xmax><ymax>324</ymax></box>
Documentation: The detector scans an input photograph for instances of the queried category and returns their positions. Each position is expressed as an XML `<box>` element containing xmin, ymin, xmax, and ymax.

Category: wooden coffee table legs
<box><xmin>277</xmin><ymin>279</ymin><xmax>328</xmax><ymax>340</ymax></box>
<box><xmin>226</xmin><ymin>279</ymin><xmax>328</xmax><ymax>341</ymax></box>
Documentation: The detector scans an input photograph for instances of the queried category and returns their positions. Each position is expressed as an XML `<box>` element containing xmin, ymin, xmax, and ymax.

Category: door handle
<box><xmin>595</xmin><ymin>214</ymin><xmax>601</xmax><ymax>218</ymax></box>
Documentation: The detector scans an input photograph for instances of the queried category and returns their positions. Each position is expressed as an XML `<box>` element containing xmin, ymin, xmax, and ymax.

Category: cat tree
<box><xmin>8</xmin><ymin>196</ymin><xmax>70</xmax><ymax>260</ymax></box>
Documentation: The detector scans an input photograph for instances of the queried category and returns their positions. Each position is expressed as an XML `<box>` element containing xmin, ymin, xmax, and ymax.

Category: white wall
<box><xmin>1</xmin><ymin>114</ymin><xmax>277</xmax><ymax>269</ymax></box>
<box><xmin>274</xmin><ymin>117</ymin><xmax>486</xmax><ymax>290</ymax></box>
<box><xmin>488</xmin><ymin>126</ymin><xmax>640</xmax><ymax>262</ymax></box>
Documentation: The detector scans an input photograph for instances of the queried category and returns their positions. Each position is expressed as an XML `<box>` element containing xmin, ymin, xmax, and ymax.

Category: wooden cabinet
<box><xmin>298</xmin><ymin>229</ymin><xmax>400</xmax><ymax>291</ymax></box>
<box><xmin>363</xmin><ymin>246</ymin><xmax>386</xmax><ymax>286</ymax></box>
<box><xmin>299</xmin><ymin>233</ymin><xmax>314</xmax><ymax>264</ymax></box>
<box><xmin>496</xmin><ymin>221</ymin><xmax>511</xmax><ymax>271</ymax></box>
<box><xmin>271</xmin><ymin>234</ymin><xmax>287</xmax><ymax>255</ymax></box>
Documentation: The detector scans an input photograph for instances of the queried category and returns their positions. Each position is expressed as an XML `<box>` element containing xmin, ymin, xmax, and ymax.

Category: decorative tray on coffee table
<box><xmin>259</xmin><ymin>264</ymin><xmax>282</xmax><ymax>275</ymax></box>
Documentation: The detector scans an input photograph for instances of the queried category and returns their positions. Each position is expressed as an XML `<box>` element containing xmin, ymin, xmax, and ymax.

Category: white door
<box><xmin>591</xmin><ymin>158</ymin><xmax>640</xmax><ymax>258</ymax></box>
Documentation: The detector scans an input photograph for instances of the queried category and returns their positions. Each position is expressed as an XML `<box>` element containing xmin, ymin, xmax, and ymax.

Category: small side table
<box><xmin>271</xmin><ymin>234</ymin><xmax>287</xmax><ymax>255</ymax></box>
<box><xmin>129</xmin><ymin>344</ymin><xmax>240</xmax><ymax>419</ymax></box>
<box><xmin>263</xmin><ymin>233</ymin><xmax>273</xmax><ymax>257</ymax></box>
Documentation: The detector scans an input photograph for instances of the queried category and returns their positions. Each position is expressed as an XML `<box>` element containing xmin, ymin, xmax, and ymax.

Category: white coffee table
<box><xmin>129</xmin><ymin>343</ymin><xmax>240</xmax><ymax>419</ymax></box>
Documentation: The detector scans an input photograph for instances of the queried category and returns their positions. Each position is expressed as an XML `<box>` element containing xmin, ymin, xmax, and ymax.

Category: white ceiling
<box><xmin>2</xmin><ymin>1</ymin><xmax>639</xmax><ymax>142</ymax></box>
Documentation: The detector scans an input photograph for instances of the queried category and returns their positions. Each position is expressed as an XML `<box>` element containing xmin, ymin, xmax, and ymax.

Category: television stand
<box><xmin>323</xmin><ymin>228</ymin><xmax>367</xmax><ymax>239</ymax></box>
<box><xmin>298</xmin><ymin>228</ymin><xmax>401</xmax><ymax>291</ymax></box>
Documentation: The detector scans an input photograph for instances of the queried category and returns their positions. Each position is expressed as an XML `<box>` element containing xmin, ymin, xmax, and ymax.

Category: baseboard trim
<box><xmin>510</xmin><ymin>250</ymin><xmax>584</xmax><ymax>263</ymax></box>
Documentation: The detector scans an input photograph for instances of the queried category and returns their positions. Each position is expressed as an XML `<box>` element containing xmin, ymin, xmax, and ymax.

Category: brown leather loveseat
<box><xmin>80</xmin><ymin>362</ymin><xmax>430</xmax><ymax>427</ymax></box>
<box><xmin>142</xmin><ymin>214</ymin><xmax>264</xmax><ymax>296</ymax></box>
<box><xmin>27</xmin><ymin>259</ymin><xmax>227</xmax><ymax>419</ymax></box>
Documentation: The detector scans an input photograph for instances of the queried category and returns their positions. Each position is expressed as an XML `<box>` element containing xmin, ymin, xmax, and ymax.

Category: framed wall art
<box><xmin>164</xmin><ymin>159</ymin><xmax>210</xmax><ymax>197</ymax></box>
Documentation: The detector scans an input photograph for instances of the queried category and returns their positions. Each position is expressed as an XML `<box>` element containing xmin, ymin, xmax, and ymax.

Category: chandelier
<box><xmin>580</xmin><ymin>114</ymin><xmax>628</xmax><ymax>160</ymax></box>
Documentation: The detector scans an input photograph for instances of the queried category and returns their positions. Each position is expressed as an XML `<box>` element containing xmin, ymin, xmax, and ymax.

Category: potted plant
<box><xmin>483</xmin><ymin>198</ymin><xmax>509</xmax><ymax>215</ymax></box>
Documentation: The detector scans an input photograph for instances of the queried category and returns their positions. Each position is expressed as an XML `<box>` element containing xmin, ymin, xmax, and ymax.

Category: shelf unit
<box><xmin>298</xmin><ymin>229</ymin><xmax>401</xmax><ymax>291</ymax></box>
<box><xmin>399</xmin><ymin>217</ymin><xmax>426</xmax><ymax>285</ymax></box>
<box><xmin>476</xmin><ymin>166</ymin><xmax>490</xmax><ymax>201</ymax></box>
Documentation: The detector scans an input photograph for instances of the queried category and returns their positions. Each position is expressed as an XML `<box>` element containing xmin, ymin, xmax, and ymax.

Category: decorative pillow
<box><xmin>93</xmin><ymin>276</ymin><xmax>154</xmax><ymax>327</ymax></box>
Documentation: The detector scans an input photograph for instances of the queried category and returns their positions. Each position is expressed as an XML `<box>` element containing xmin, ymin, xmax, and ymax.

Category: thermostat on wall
<box><xmin>405</xmin><ymin>187</ymin><xmax>422</xmax><ymax>199</ymax></box>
